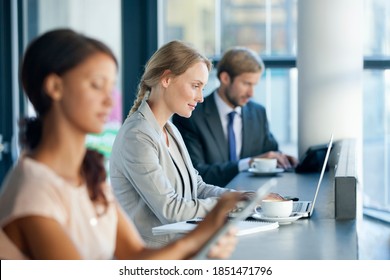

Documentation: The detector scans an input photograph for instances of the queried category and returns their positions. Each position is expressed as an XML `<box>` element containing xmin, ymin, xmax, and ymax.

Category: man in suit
<box><xmin>173</xmin><ymin>47</ymin><xmax>298</xmax><ymax>187</ymax></box>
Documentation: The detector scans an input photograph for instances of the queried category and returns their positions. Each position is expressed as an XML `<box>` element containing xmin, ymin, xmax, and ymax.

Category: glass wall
<box><xmin>362</xmin><ymin>70</ymin><xmax>390</xmax><ymax>211</ymax></box>
<box><xmin>220</xmin><ymin>0</ymin><xmax>297</xmax><ymax>55</ymax></box>
<box><xmin>162</xmin><ymin>0</ymin><xmax>216</xmax><ymax>56</ymax></box>
<box><xmin>363</xmin><ymin>0</ymin><xmax>390</xmax><ymax>56</ymax></box>
<box><xmin>161</xmin><ymin>0</ymin><xmax>297</xmax><ymax>56</ymax></box>
<box><xmin>363</xmin><ymin>0</ymin><xmax>390</xmax><ymax>212</ymax></box>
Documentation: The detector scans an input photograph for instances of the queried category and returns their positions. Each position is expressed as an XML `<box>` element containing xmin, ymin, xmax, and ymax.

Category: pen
<box><xmin>186</xmin><ymin>216</ymin><xmax>255</xmax><ymax>224</ymax></box>
<box><xmin>186</xmin><ymin>218</ymin><xmax>204</xmax><ymax>224</ymax></box>
<box><xmin>186</xmin><ymin>220</ymin><xmax>200</xmax><ymax>224</ymax></box>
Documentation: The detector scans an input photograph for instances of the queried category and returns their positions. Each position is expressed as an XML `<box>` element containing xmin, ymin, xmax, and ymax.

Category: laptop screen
<box><xmin>308</xmin><ymin>134</ymin><xmax>334</xmax><ymax>217</ymax></box>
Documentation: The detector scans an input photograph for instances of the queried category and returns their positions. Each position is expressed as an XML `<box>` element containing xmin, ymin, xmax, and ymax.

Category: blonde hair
<box><xmin>128</xmin><ymin>40</ymin><xmax>212</xmax><ymax>115</ymax></box>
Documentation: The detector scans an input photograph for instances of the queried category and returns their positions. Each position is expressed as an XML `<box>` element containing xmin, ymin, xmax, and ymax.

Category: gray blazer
<box><xmin>173</xmin><ymin>91</ymin><xmax>279</xmax><ymax>187</ymax></box>
<box><xmin>110</xmin><ymin>100</ymin><xmax>229</xmax><ymax>246</ymax></box>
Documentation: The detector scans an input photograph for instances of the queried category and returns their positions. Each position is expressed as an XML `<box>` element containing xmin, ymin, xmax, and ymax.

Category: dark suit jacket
<box><xmin>172</xmin><ymin>91</ymin><xmax>279</xmax><ymax>187</ymax></box>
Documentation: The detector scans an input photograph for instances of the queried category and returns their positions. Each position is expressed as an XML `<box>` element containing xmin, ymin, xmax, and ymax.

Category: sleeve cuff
<box><xmin>238</xmin><ymin>157</ymin><xmax>251</xmax><ymax>172</ymax></box>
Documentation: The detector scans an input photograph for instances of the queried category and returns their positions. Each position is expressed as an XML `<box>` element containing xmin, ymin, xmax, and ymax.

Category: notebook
<box><xmin>292</xmin><ymin>134</ymin><xmax>334</xmax><ymax>218</ymax></box>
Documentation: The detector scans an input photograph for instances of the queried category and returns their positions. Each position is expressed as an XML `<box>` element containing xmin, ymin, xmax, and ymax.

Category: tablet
<box><xmin>193</xmin><ymin>178</ymin><xmax>277</xmax><ymax>259</ymax></box>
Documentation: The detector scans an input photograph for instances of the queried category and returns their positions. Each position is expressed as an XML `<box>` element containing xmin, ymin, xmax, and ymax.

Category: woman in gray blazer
<box><xmin>110</xmin><ymin>41</ymin><xmax>234</xmax><ymax>247</ymax></box>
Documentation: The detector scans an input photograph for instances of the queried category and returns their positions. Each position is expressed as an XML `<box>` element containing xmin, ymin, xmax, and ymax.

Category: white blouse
<box><xmin>0</xmin><ymin>157</ymin><xmax>118</xmax><ymax>259</ymax></box>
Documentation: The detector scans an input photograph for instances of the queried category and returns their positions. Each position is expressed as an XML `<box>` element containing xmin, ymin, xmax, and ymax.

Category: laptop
<box><xmin>292</xmin><ymin>134</ymin><xmax>334</xmax><ymax>218</ymax></box>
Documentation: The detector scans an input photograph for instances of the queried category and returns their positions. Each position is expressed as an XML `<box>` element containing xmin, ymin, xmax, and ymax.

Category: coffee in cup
<box><xmin>260</xmin><ymin>199</ymin><xmax>293</xmax><ymax>218</ymax></box>
<box><xmin>250</xmin><ymin>158</ymin><xmax>277</xmax><ymax>172</ymax></box>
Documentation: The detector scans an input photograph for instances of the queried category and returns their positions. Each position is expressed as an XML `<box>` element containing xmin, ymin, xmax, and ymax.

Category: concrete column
<box><xmin>297</xmin><ymin>0</ymin><xmax>363</xmax><ymax>156</ymax></box>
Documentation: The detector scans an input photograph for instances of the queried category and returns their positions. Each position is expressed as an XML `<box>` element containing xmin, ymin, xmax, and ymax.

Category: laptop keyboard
<box><xmin>293</xmin><ymin>202</ymin><xmax>306</xmax><ymax>213</ymax></box>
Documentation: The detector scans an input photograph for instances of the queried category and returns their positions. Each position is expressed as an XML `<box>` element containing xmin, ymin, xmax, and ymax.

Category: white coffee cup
<box><xmin>260</xmin><ymin>199</ymin><xmax>293</xmax><ymax>218</ymax></box>
<box><xmin>250</xmin><ymin>158</ymin><xmax>277</xmax><ymax>172</ymax></box>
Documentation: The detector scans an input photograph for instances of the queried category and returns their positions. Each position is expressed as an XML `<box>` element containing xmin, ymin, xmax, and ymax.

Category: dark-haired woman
<box><xmin>0</xmin><ymin>29</ymin><xmax>241</xmax><ymax>260</ymax></box>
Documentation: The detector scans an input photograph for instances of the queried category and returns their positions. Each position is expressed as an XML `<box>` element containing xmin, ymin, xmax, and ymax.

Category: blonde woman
<box><xmin>109</xmin><ymin>41</ymin><xmax>239</xmax><ymax>246</ymax></box>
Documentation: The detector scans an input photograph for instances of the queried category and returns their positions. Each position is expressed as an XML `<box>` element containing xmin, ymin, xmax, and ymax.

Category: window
<box><xmin>363</xmin><ymin>70</ymin><xmax>390</xmax><ymax>212</ymax></box>
<box><xmin>219</xmin><ymin>0</ymin><xmax>297</xmax><ymax>55</ymax></box>
<box><xmin>161</xmin><ymin>0</ymin><xmax>297</xmax><ymax>56</ymax></box>
<box><xmin>362</xmin><ymin>0</ymin><xmax>390</xmax><ymax>214</ymax></box>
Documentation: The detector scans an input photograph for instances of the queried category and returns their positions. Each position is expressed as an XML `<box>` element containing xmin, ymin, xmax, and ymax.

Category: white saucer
<box><xmin>251</xmin><ymin>212</ymin><xmax>303</xmax><ymax>224</ymax></box>
<box><xmin>248</xmin><ymin>168</ymin><xmax>284</xmax><ymax>176</ymax></box>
